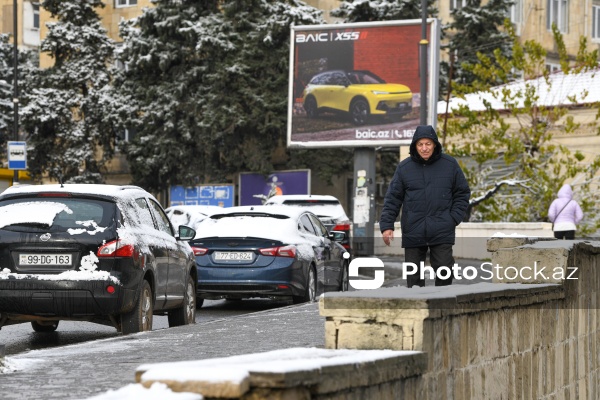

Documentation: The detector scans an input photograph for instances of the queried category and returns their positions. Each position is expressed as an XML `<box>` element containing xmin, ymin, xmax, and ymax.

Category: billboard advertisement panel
<box><xmin>288</xmin><ymin>19</ymin><xmax>440</xmax><ymax>148</ymax></box>
<box><xmin>170</xmin><ymin>184</ymin><xmax>234</xmax><ymax>207</ymax></box>
<box><xmin>239</xmin><ymin>170</ymin><xmax>310</xmax><ymax>206</ymax></box>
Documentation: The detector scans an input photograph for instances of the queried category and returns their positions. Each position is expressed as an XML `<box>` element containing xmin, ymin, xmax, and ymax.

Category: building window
<box><xmin>593</xmin><ymin>5</ymin><xmax>600</xmax><ymax>40</ymax></box>
<box><xmin>546</xmin><ymin>63</ymin><xmax>561</xmax><ymax>73</ymax></box>
<box><xmin>450</xmin><ymin>0</ymin><xmax>466</xmax><ymax>10</ymax></box>
<box><xmin>508</xmin><ymin>0</ymin><xmax>523</xmax><ymax>24</ymax></box>
<box><xmin>546</xmin><ymin>0</ymin><xmax>568</xmax><ymax>32</ymax></box>
<box><xmin>115</xmin><ymin>0</ymin><xmax>138</xmax><ymax>8</ymax></box>
<box><xmin>33</xmin><ymin>3</ymin><xmax>39</xmax><ymax>29</ymax></box>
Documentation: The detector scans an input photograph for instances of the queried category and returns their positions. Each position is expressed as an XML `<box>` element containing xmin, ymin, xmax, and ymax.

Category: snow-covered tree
<box><xmin>0</xmin><ymin>34</ymin><xmax>38</xmax><ymax>165</ymax></box>
<box><xmin>440</xmin><ymin>0</ymin><xmax>513</xmax><ymax>97</ymax></box>
<box><xmin>115</xmin><ymin>0</ymin><xmax>324</xmax><ymax>192</ymax></box>
<box><xmin>331</xmin><ymin>0</ymin><xmax>437</xmax><ymax>21</ymax></box>
<box><xmin>20</xmin><ymin>0</ymin><xmax>117</xmax><ymax>183</ymax></box>
<box><xmin>443</xmin><ymin>25</ymin><xmax>600</xmax><ymax>232</ymax></box>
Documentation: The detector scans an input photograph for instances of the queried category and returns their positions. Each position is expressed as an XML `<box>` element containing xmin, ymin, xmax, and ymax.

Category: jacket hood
<box><xmin>557</xmin><ymin>184</ymin><xmax>573</xmax><ymax>200</ymax></box>
<box><xmin>410</xmin><ymin>125</ymin><xmax>442</xmax><ymax>164</ymax></box>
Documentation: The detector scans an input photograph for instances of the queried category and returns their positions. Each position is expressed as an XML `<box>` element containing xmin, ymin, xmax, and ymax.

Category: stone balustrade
<box><xmin>125</xmin><ymin>238</ymin><xmax>600</xmax><ymax>399</ymax></box>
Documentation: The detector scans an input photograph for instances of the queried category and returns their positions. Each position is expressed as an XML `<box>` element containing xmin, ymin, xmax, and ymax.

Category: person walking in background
<box><xmin>380</xmin><ymin>125</ymin><xmax>471</xmax><ymax>287</ymax></box>
<box><xmin>548</xmin><ymin>184</ymin><xmax>583</xmax><ymax>240</ymax></box>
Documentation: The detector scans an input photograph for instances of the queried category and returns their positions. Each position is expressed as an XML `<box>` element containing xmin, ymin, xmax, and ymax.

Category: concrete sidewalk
<box><xmin>1</xmin><ymin>302</ymin><xmax>325</xmax><ymax>400</ymax></box>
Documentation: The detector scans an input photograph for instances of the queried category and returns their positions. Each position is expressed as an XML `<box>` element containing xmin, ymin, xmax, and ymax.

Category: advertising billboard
<box><xmin>239</xmin><ymin>170</ymin><xmax>310</xmax><ymax>206</ymax></box>
<box><xmin>288</xmin><ymin>19</ymin><xmax>440</xmax><ymax>148</ymax></box>
<box><xmin>170</xmin><ymin>184</ymin><xmax>235</xmax><ymax>207</ymax></box>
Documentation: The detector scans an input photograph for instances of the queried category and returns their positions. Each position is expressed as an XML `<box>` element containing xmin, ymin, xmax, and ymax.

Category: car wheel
<box><xmin>293</xmin><ymin>265</ymin><xmax>317</xmax><ymax>304</ymax></box>
<box><xmin>31</xmin><ymin>321</ymin><xmax>59</xmax><ymax>332</ymax></box>
<box><xmin>121</xmin><ymin>279</ymin><xmax>153</xmax><ymax>334</ymax></box>
<box><xmin>304</xmin><ymin>97</ymin><xmax>318</xmax><ymax>118</ymax></box>
<box><xmin>168</xmin><ymin>274</ymin><xmax>196</xmax><ymax>327</ymax></box>
<box><xmin>350</xmin><ymin>98</ymin><xmax>370</xmax><ymax>125</ymax></box>
<box><xmin>340</xmin><ymin>262</ymin><xmax>349</xmax><ymax>292</ymax></box>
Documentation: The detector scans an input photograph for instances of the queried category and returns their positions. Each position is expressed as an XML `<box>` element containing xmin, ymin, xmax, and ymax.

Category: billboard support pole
<box><xmin>12</xmin><ymin>0</ymin><xmax>19</xmax><ymax>185</ymax></box>
<box><xmin>352</xmin><ymin>148</ymin><xmax>376</xmax><ymax>256</ymax></box>
<box><xmin>419</xmin><ymin>0</ymin><xmax>429</xmax><ymax>125</ymax></box>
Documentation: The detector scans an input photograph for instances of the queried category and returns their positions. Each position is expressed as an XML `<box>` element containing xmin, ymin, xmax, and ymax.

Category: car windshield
<box><xmin>279</xmin><ymin>200</ymin><xmax>348</xmax><ymax>220</ymax></box>
<box><xmin>346</xmin><ymin>71</ymin><xmax>385</xmax><ymax>84</ymax></box>
<box><xmin>0</xmin><ymin>197</ymin><xmax>116</xmax><ymax>233</ymax></box>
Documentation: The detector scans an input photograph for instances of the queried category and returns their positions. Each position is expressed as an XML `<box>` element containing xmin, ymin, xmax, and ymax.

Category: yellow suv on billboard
<box><xmin>302</xmin><ymin>70</ymin><xmax>413</xmax><ymax>126</ymax></box>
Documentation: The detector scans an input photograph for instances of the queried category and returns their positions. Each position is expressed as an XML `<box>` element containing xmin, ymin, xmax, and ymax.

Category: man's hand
<box><xmin>382</xmin><ymin>229</ymin><xmax>394</xmax><ymax>246</ymax></box>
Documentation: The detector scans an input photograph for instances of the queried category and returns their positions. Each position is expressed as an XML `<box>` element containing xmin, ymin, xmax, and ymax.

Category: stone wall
<box><xmin>321</xmin><ymin>238</ymin><xmax>600</xmax><ymax>399</ymax></box>
<box><xmin>374</xmin><ymin>222</ymin><xmax>554</xmax><ymax>259</ymax></box>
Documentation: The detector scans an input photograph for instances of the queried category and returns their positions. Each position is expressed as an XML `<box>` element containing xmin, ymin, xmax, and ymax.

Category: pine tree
<box><xmin>20</xmin><ymin>0</ymin><xmax>116</xmax><ymax>183</ymax></box>
<box><xmin>331</xmin><ymin>0</ymin><xmax>437</xmax><ymax>21</ymax></box>
<box><xmin>441</xmin><ymin>0</ymin><xmax>513</xmax><ymax>97</ymax></box>
<box><xmin>115</xmin><ymin>0</ymin><xmax>324</xmax><ymax>192</ymax></box>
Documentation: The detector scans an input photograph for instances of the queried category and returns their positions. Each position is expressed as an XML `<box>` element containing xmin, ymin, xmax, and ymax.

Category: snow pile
<box><xmin>138</xmin><ymin>347</ymin><xmax>411</xmax><ymax>382</ymax></box>
<box><xmin>68</xmin><ymin>220</ymin><xmax>108</xmax><ymax>235</ymax></box>
<box><xmin>0</xmin><ymin>202</ymin><xmax>71</xmax><ymax>229</ymax></box>
<box><xmin>491</xmin><ymin>232</ymin><xmax>530</xmax><ymax>238</ymax></box>
<box><xmin>84</xmin><ymin>382</ymin><xmax>202</xmax><ymax>400</ymax></box>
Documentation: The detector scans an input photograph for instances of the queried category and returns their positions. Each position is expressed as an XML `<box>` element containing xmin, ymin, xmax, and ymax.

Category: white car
<box><xmin>166</xmin><ymin>205</ymin><xmax>225</xmax><ymax>231</ymax></box>
<box><xmin>264</xmin><ymin>195</ymin><xmax>352</xmax><ymax>251</ymax></box>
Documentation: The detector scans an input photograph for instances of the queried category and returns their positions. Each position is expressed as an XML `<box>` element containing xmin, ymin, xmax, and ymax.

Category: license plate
<box><xmin>213</xmin><ymin>252</ymin><xmax>254</xmax><ymax>261</ymax></box>
<box><xmin>19</xmin><ymin>254</ymin><xmax>72</xmax><ymax>266</ymax></box>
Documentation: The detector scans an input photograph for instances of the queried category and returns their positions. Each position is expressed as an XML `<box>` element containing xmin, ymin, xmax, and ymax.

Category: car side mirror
<box><xmin>329</xmin><ymin>230</ymin><xmax>346</xmax><ymax>242</ymax></box>
<box><xmin>178</xmin><ymin>225</ymin><xmax>196</xmax><ymax>241</ymax></box>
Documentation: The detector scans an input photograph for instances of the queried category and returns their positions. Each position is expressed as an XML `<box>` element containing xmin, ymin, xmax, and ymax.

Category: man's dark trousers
<box><xmin>405</xmin><ymin>243</ymin><xmax>454</xmax><ymax>287</ymax></box>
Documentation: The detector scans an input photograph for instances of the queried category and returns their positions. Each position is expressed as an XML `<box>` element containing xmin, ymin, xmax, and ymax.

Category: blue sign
<box><xmin>170</xmin><ymin>184</ymin><xmax>234</xmax><ymax>207</ymax></box>
<box><xmin>7</xmin><ymin>141</ymin><xmax>27</xmax><ymax>170</ymax></box>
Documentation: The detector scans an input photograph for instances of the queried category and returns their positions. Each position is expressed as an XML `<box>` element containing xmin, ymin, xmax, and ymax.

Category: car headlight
<box><xmin>371</xmin><ymin>90</ymin><xmax>390</xmax><ymax>95</ymax></box>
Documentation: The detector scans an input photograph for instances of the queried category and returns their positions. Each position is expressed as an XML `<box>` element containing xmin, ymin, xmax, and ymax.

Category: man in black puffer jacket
<box><xmin>380</xmin><ymin>125</ymin><xmax>470</xmax><ymax>287</ymax></box>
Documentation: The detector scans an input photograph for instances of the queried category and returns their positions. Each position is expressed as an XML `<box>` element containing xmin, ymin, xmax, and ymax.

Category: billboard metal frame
<box><xmin>287</xmin><ymin>19</ymin><xmax>440</xmax><ymax>149</ymax></box>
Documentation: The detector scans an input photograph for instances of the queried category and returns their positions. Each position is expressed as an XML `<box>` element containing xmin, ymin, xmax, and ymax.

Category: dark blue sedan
<box><xmin>189</xmin><ymin>206</ymin><xmax>349</xmax><ymax>306</ymax></box>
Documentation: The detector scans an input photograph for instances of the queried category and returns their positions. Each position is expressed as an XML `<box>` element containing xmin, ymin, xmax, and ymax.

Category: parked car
<box><xmin>302</xmin><ymin>69</ymin><xmax>413</xmax><ymax>125</ymax></box>
<box><xmin>189</xmin><ymin>206</ymin><xmax>350</xmax><ymax>306</ymax></box>
<box><xmin>0</xmin><ymin>184</ymin><xmax>197</xmax><ymax>334</ymax></box>
<box><xmin>166</xmin><ymin>205</ymin><xmax>224</xmax><ymax>231</ymax></box>
<box><xmin>264</xmin><ymin>195</ymin><xmax>353</xmax><ymax>252</ymax></box>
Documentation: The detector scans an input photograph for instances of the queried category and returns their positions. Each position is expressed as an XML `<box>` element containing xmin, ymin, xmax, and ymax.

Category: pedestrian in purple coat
<box><xmin>548</xmin><ymin>184</ymin><xmax>583</xmax><ymax>239</ymax></box>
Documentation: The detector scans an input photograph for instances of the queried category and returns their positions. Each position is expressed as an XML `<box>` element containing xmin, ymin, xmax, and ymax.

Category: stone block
<box><xmin>487</xmin><ymin>237</ymin><xmax>541</xmax><ymax>253</ymax></box>
<box><xmin>140</xmin><ymin>377</ymin><xmax>250</xmax><ymax>398</ymax></box>
<box><xmin>335</xmin><ymin>319</ymin><xmax>406</xmax><ymax>350</ymax></box>
<box><xmin>492</xmin><ymin>245</ymin><xmax>569</xmax><ymax>284</ymax></box>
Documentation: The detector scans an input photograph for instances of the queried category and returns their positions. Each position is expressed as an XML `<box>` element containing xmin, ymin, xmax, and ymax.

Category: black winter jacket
<box><xmin>379</xmin><ymin>125</ymin><xmax>470</xmax><ymax>248</ymax></box>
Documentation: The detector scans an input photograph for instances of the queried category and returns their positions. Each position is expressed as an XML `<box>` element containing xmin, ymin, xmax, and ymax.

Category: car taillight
<box><xmin>97</xmin><ymin>239</ymin><xmax>135</xmax><ymax>258</ymax></box>
<box><xmin>259</xmin><ymin>245</ymin><xmax>297</xmax><ymax>258</ymax></box>
<box><xmin>191</xmin><ymin>246</ymin><xmax>208</xmax><ymax>256</ymax></box>
<box><xmin>333</xmin><ymin>223</ymin><xmax>351</xmax><ymax>232</ymax></box>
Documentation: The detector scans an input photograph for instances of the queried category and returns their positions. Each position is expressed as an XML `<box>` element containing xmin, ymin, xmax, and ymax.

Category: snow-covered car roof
<box><xmin>165</xmin><ymin>205</ymin><xmax>224</xmax><ymax>215</ymax></box>
<box><xmin>264</xmin><ymin>195</ymin><xmax>340</xmax><ymax>203</ymax></box>
<box><xmin>165</xmin><ymin>205</ymin><xmax>226</xmax><ymax>231</ymax></box>
<box><xmin>0</xmin><ymin>184</ymin><xmax>150</xmax><ymax>201</ymax></box>
<box><xmin>264</xmin><ymin>195</ymin><xmax>349</xmax><ymax>222</ymax></box>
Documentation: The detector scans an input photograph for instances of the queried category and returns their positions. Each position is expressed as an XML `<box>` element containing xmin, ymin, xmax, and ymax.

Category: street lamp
<box><xmin>12</xmin><ymin>0</ymin><xmax>19</xmax><ymax>185</ymax></box>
